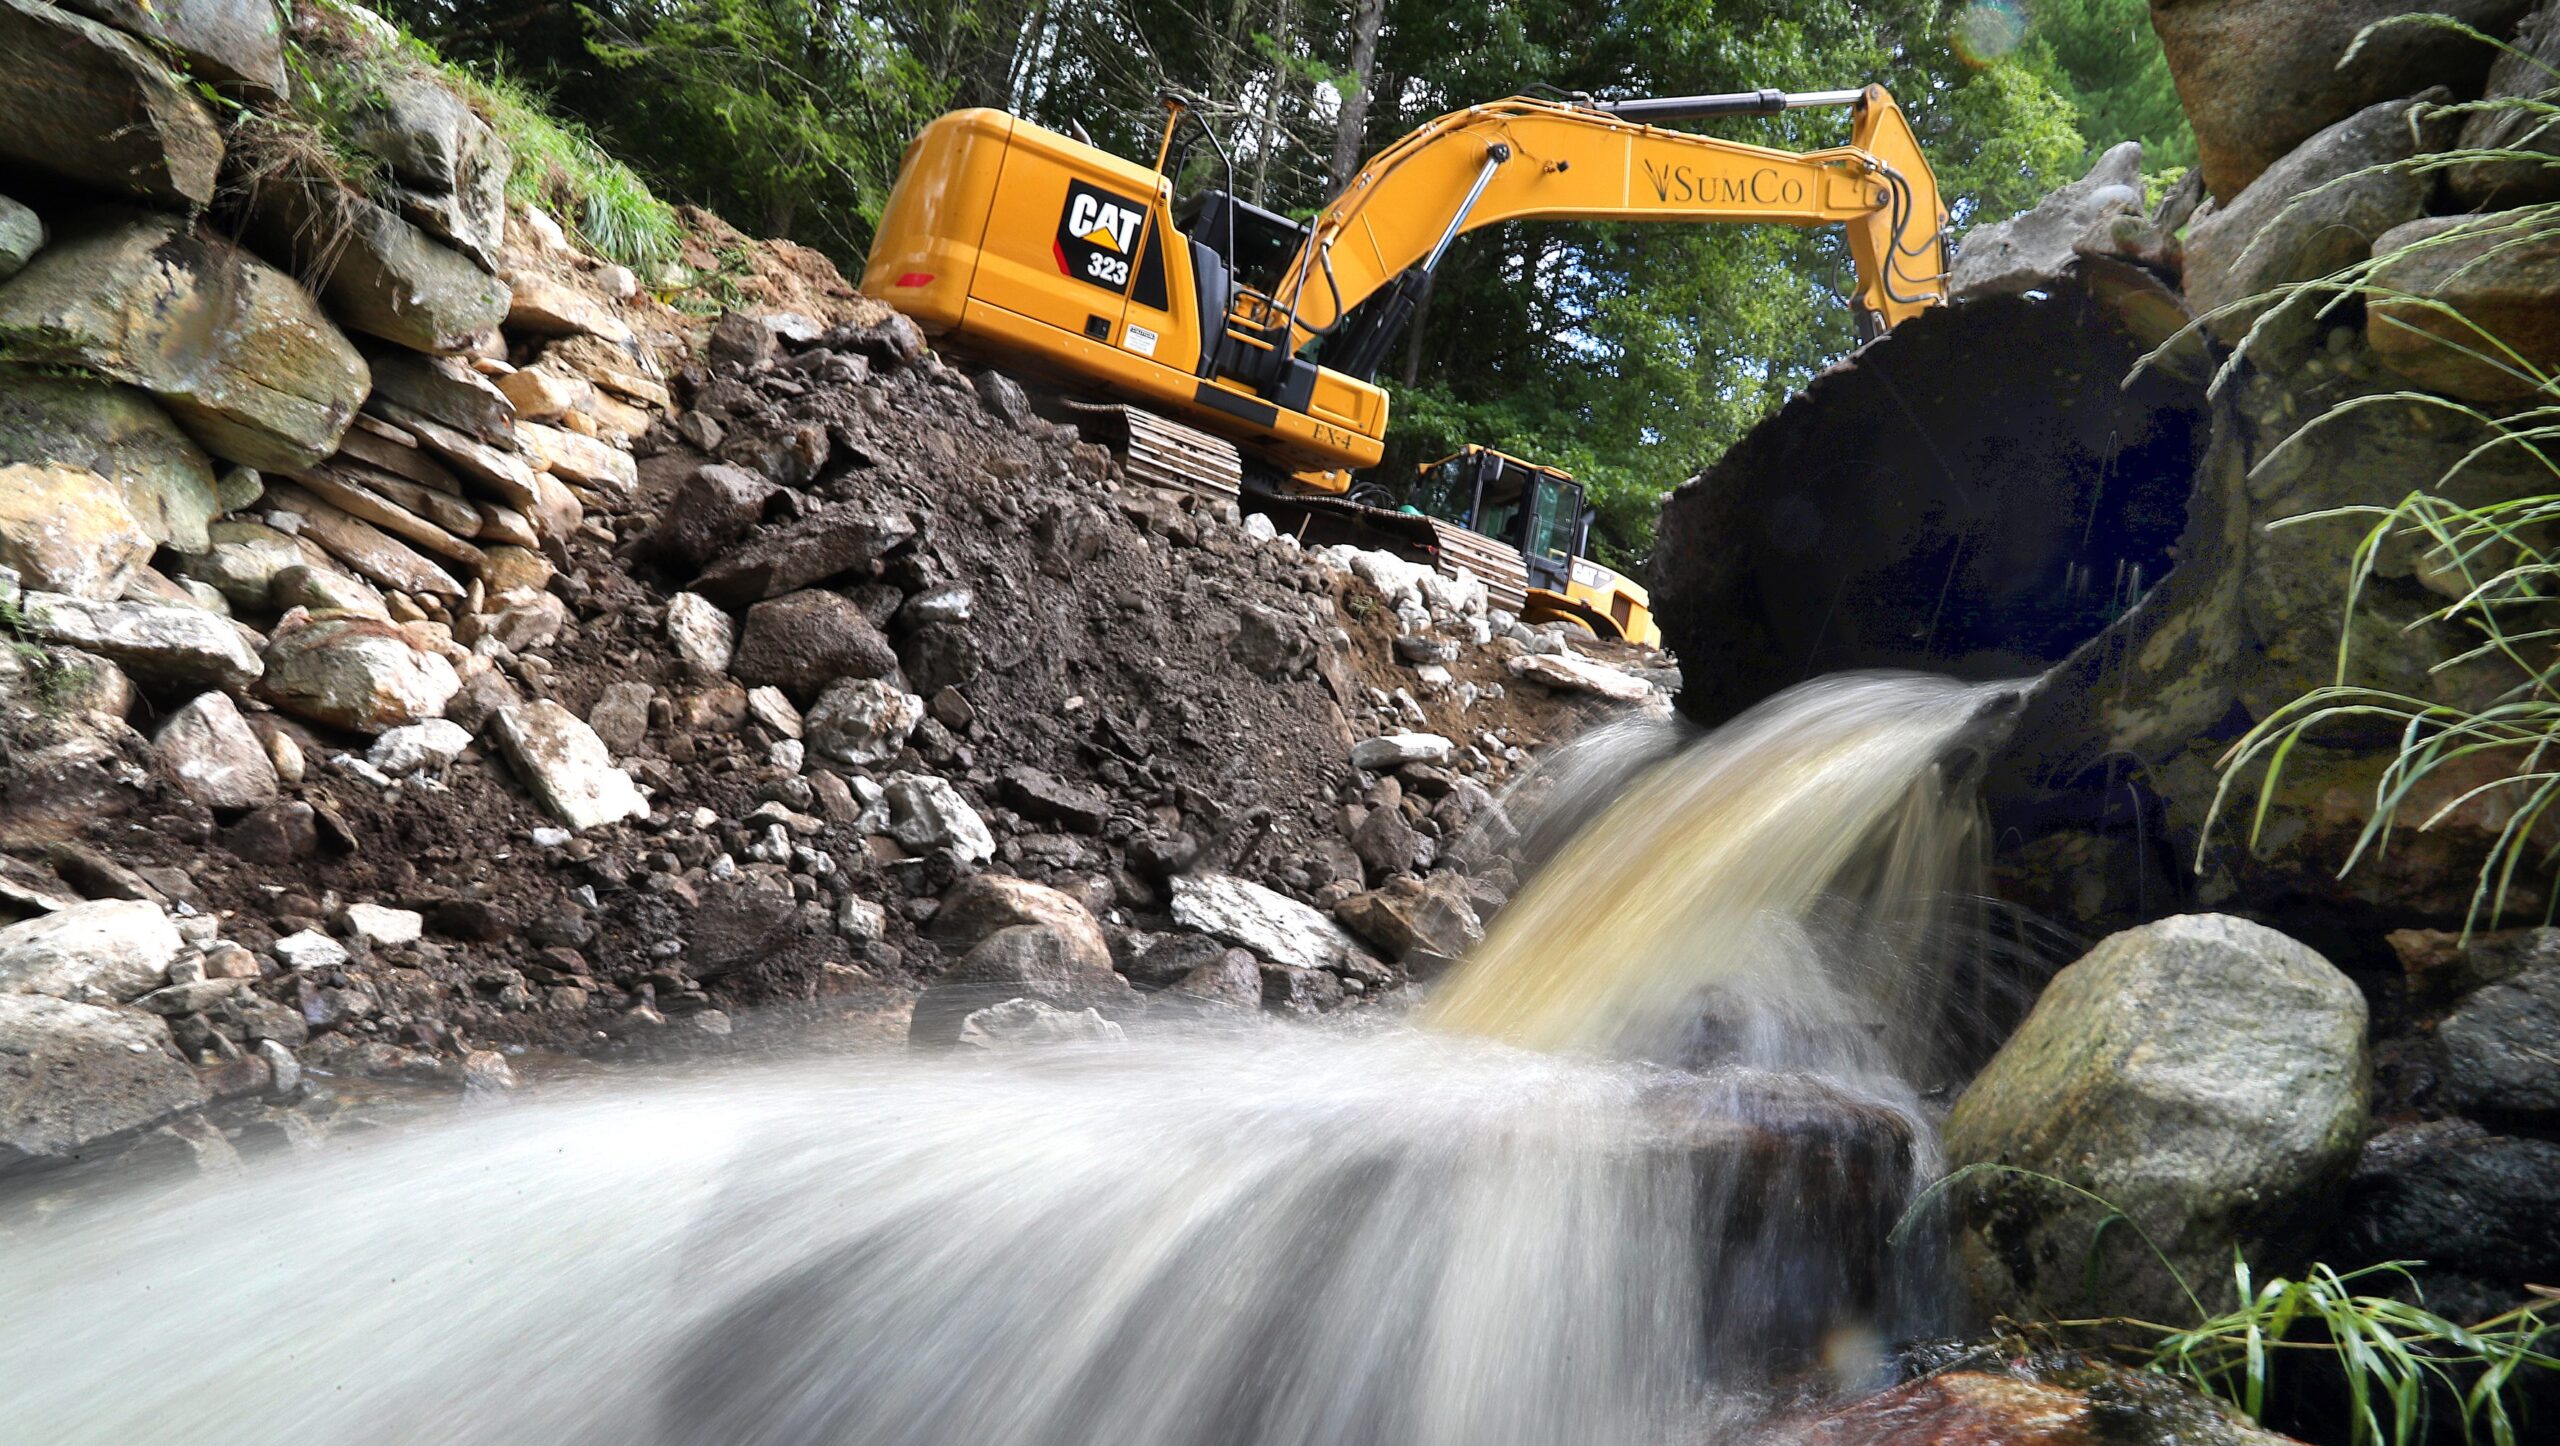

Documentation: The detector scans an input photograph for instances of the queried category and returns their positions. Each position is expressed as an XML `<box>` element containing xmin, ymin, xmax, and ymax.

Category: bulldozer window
<box><xmin>1523</xmin><ymin>479</ymin><xmax>1580</xmax><ymax>563</ymax></box>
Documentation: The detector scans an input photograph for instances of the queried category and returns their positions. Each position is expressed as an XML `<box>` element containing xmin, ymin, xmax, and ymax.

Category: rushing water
<box><xmin>0</xmin><ymin>672</ymin><xmax>2024</xmax><ymax>1444</ymax></box>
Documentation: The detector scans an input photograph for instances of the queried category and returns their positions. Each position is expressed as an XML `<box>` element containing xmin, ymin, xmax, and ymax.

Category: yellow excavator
<box><xmin>1407</xmin><ymin>446</ymin><xmax>1661</xmax><ymax>646</ymax></box>
<box><xmin>857</xmin><ymin>86</ymin><xmax>1946</xmax><ymax>638</ymax></box>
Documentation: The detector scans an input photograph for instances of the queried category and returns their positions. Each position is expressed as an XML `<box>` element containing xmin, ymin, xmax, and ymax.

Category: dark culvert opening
<box><xmin>1653</xmin><ymin>265</ymin><xmax>2210</xmax><ymax>728</ymax></box>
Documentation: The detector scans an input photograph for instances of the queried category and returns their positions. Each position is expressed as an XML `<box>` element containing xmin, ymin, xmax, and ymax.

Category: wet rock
<box><xmin>955</xmin><ymin>997</ymin><xmax>1125</xmax><ymax>1049</ymax></box>
<box><xmin>0</xmin><ymin>0</ymin><xmax>223</xmax><ymax>206</ymax></box>
<box><xmin>0</xmin><ymin>371</ymin><xmax>219</xmax><ymax>552</ymax></box>
<box><xmin>692</xmin><ymin>504</ymin><xmax>917</xmax><ymax>606</ymax></box>
<box><xmin>260</xmin><ymin>612</ymin><xmax>458</xmax><ymax>732</ymax></box>
<box><xmin>152</xmin><ymin>690</ymin><xmax>278</xmax><ymax>811</ymax></box>
<box><xmin>1770</xmin><ymin>1360</ymin><xmax>2297</xmax><ymax>1446</ymax></box>
<box><xmin>22</xmin><ymin>592</ymin><xmax>261</xmax><ymax>689</ymax></box>
<box><xmin>664</xmin><ymin>591</ymin><xmax>737</xmax><ymax>676</ymax></box>
<box><xmin>1335</xmin><ymin>877</ymin><xmax>1484</xmax><ymax>960</ymax></box>
<box><xmin>729</xmin><ymin>589</ymin><xmax>899</xmax><ymax>702</ymax></box>
<box><xmin>2368</xmin><ymin>213</ymin><xmax>2560</xmax><ymax>401</ymax></box>
<box><xmin>1943</xmin><ymin>914</ymin><xmax>2369</xmax><ymax>1323</ymax></box>
<box><xmin>2185</xmin><ymin>92</ymin><xmax>2452</xmax><ymax>341</ymax></box>
<box><xmin>2448</xmin><ymin>1</ymin><xmax>2560</xmax><ymax>208</ymax></box>
<box><xmin>0</xmin><ymin>899</ymin><xmax>180</xmax><ymax>1001</ymax></box>
<box><xmin>2439</xmin><ymin>961</ymin><xmax>2560</xmax><ymax>1123</ymax></box>
<box><xmin>1352</xmin><ymin>732</ymin><xmax>1452</xmax><ymax>770</ymax></box>
<box><xmin>1507</xmin><ymin>650</ymin><xmax>1653</xmax><ymax>702</ymax></box>
<box><xmin>0</xmin><ymin>462</ymin><xmax>153</xmax><ymax>600</ymax></box>
<box><xmin>1260</xmin><ymin>962</ymin><xmax>1345</xmax><ymax>1016</ymax></box>
<box><xmin>2151</xmin><ymin>0</ymin><xmax>2533</xmax><ymax>201</ymax></box>
<box><xmin>928</xmin><ymin>874</ymin><xmax>1111</xmax><ymax>974</ymax></box>
<box><xmin>648</xmin><ymin>463</ymin><xmax>775</xmax><ymax>568</ymax></box>
<box><xmin>491</xmin><ymin>699</ymin><xmax>650</xmax><ymax>832</ymax></box>
<box><xmin>803</xmin><ymin>678</ymin><xmax>923</xmax><ymax>768</ymax></box>
<box><xmin>2386</xmin><ymin>924</ymin><xmax>2560</xmax><ymax>1004</ymax></box>
<box><xmin>1122</xmin><ymin>933</ymin><xmax>1233</xmax><ymax>989</ymax></box>
<box><xmin>909</xmin><ymin>924</ymin><xmax>1133</xmax><ymax>1047</ymax></box>
<box><xmin>1170</xmin><ymin>873</ymin><xmax>1356</xmax><ymax>974</ymax></box>
<box><xmin>882</xmin><ymin>772</ymin><xmax>994</xmax><ymax>863</ymax></box>
<box><xmin>0</xmin><ymin>994</ymin><xmax>207</xmax><ymax>1163</ymax></box>
<box><xmin>2336</xmin><ymin>1120</ymin><xmax>2560</xmax><ymax>1322</ymax></box>
<box><xmin>460</xmin><ymin>1048</ymin><xmax>516</xmax><ymax>1094</ymax></box>
<box><xmin>1000</xmin><ymin>765</ymin><xmax>1109</xmax><ymax>833</ymax></box>
<box><xmin>1953</xmin><ymin>142</ymin><xmax>2146</xmax><ymax>300</ymax></box>
<box><xmin>0</xmin><ymin>194</ymin><xmax>41</xmax><ymax>282</ymax></box>
<box><xmin>0</xmin><ymin>209</ymin><xmax>367</xmax><ymax>471</ymax></box>
<box><xmin>1169</xmin><ymin>952</ymin><xmax>1263</xmax><ymax>1011</ymax></box>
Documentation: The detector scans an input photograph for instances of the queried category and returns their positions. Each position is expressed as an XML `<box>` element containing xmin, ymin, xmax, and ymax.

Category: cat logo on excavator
<box><xmin>1055</xmin><ymin>180</ymin><xmax>1145</xmax><ymax>294</ymax></box>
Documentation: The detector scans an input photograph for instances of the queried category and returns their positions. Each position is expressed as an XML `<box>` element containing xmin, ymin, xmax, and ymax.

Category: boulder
<box><xmin>648</xmin><ymin>463</ymin><xmax>775</xmax><ymax>568</ymax></box>
<box><xmin>908</xmin><ymin>924</ymin><xmax>1132</xmax><ymax>1047</ymax></box>
<box><xmin>0</xmin><ymin>993</ymin><xmax>207</xmax><ymax>1162</ymax></box>
<box><xmin>1351</xmin><ymin>733</ymin><xmax>1453</xmax><ymax>769</ymax></box>
<box><xmin>1336</xmin><ymin>876</ymin><xmax>1484</xmax><ymax>959</ymax></box>
<box><xmin>684</xmin><ymin>879</ymin><xmax>799</xmax><ymax>976</ymax></box>
<box><xmin>927</xmin><ymin>874</ymin><xmax>1111</xmax><ymax>974</ymax></box>
<box><xmin>1942</xmin><ymin>914</ymin><xmax>2369</xmax><ymax>1323</ymax></box>
<box><xmin>882</xmin><ymin>772</ymin><xmax>994</xmax><ymax>863</ymax></box>
<box><xmin>2368</xmin><ymin>213</ymin><xmax>2560</xmax><ymax>401</ymax></box>
<box><xmin>504</xmin><ymin>272</ymin><xmax>635</xmax><ymax>345</ymax></box>
<box><xmin>1507</xmin><ymin>650</ymin><xmax>1653</xmax><ymax>701</ymax></box>
<box><xmin>1953</xmin><ymin>142</ymin><xmax>2147</xmax><ymax>301</ymax></box>
<box><xmin>1168</xmin><ymin>952</ymin><xmax>1263</xmax><ymax>1011</ymax></box>
<box><xmin>152</xmin><ymin>689</ymin><xmax>277</xmax><ymax>810</ymax></box>
<box><xmin>2449</xmin><ymin>0</ymin><xmax>2560</xmax><ymax>208</ymax></box>
<box><xmin>1776</xmin><ymin>1362</ymin><xmax>2296</xmax><ymax>1446</ymax></box>
<box><xmin>0</xmin><ymin>0</ymin><xmax>223</xmax><ymax>205</ymax></box>
<box><xmin>22</xmin><ymin>592</ymin><xmax>261</xmax><ymax>689</ymax></box>
<box><xmin>518</xmin><ymin>420</ymin><xmax>636</xmax><ymax>500</ymax></box>
<box><xmin>1260</xmin><ymin>961</ymin><xmax>1346</xmax><ymax>1015</ymax></box>
<box><xmin>0</xmin><ymin>899</ymin><xmax>180</xmax><ymax>1001</ymax></box>
<box><xmin>0</xmin><ymin>210</ymin><xmax>367</xmax><ymax>471</ymax></box>
<box><xmin>367</xmin><ymin>717</ymin><xmax>472</xmax><ymax>775</ymax></box>
<box><xmin>492</xmin><ymin>699</ymin><xmax>649</xmax><ymax>831</ymax></box>
<box><xmin>1349</xmin><ymin>800</ymin><xmax>1426</xmax><ymax>880</ymax></box>
<box><xmin>692</xmin><ymin>504</ymin><xmax>917</xmax><ymax>606</ymax></box>
<box><xmin>999</xmin><ymin>765</ymin><xmax>1109</xmax><ymax>833</ymax></box>
<box><xmin>259</xmin><ymin>612</ymin><xmax>459</xmax><ymax>732</ymax></box>
<box><xmin>2150</xmin><ymin>0</ymin><xmax>2534</xmax><ymax>200</ymax></box>
<box><xmin>2184</xmin><ymin>92</ymin><xmax>2453</xmax><ymax>340</ymax></box>
<box><xmin>0</xmin><ymin>371</ymin><xmax>219</xmax><ymax>552</ymax></box>
<box><xmin>268</xmin><ymin>561</ymin><xmax>387</xmax><ymax>619</ymax></box>
<box><xmin>729</xmin><ymin>589</ymin><xmax>899</xmax><ymax>702</ymax></box>
<box><xmin>166</xmin><ymin>519</ymin><xmax>307</xmax><ymax>610</ymax></box>
<box><xmin>265</xmin><ymin>482</ymin><xmax>464</xmax><ymax>599</ymax></box>
<box><xmin>58</xmin><ymin>0</ymin><xmax>284</xmax><ymax>94</ymax></box>
<box><xmin>2439</xmin><ymin>961</ymin><xmax>2560</xmax><ymax>1122</ymax></box>
<box><xmin>1170</xmin><ymin>873</ymin><xmax>1357</xmax><ymax>974</ymax></box>
<box><xmin>803</xmin><ymin>677</ymin><xmax>922</xmax><ymax>767</ymax></box>
<box><xmin>363</xmin><ymin>349</ymin><xmax>515</xmax><ymax>444</ymax></box>
<box><xmin>0</xmin><ymin>462</ymin><xmax>152</xmax><ymax>599</ymax></box>
<box><xmin>242</xmin><ymin>161</ymin><xmax>508</xmax><ymax>355</ymax></box>
<box><xmin>341</xmin><ymin>66</ymin><xmax>508</xmax><ymax>269</ymax></box>
<box><xmin>0</xmin><ymin>194</ymin><xmax>41</xmax><ymax>281</ymax></box>
<box><xmin>664</xmin><ymin>591</ymin><xmax>737</xmax><ymax>676</ymax></box>
<box><xmin>2337</xmin><ymin>1120</ymin><xmax>2560</xmax><ymax>1323</ymax></box>
<box><xmin>954</xmin><ymin>998</ymin><xmax>1126</xmax><ymax>1049</ymax></box>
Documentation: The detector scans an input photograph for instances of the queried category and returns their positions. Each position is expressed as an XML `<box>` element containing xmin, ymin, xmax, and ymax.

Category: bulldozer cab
<box><xmin>1415</xmin><ymin>447</ymin><xmax>1593</xmax><ymax>593</ymax></box>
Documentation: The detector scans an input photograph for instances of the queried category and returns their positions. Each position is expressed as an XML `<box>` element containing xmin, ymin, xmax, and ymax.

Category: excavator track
<box><xmin>1062</xmin><ymin>401</ymin><xmax>1243</xmax><ymax>510</ymax></box>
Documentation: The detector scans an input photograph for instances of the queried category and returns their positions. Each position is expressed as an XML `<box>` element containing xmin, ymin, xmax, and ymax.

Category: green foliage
<box><xmin>445</xmin><ymin>65</ymin><xmax>683</xmax><ymax>270</ymax></box>
<box><xmin>2015</xmin><ymin>0</ymin><xmax>2196</xmax><ymax>168</ymax></box>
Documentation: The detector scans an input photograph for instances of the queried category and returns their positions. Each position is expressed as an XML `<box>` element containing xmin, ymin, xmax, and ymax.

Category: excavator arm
<box><xmin>1256</xmin><ymin>87</ymin><xmax>1946</xmax><ymax>370</ymax></box>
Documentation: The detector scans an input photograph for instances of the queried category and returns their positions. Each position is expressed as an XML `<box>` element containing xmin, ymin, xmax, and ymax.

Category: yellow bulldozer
<box><xmin>857</xmin><ymin>85</ymin><xmax>1947</xmax><ymax>642</ymax></box>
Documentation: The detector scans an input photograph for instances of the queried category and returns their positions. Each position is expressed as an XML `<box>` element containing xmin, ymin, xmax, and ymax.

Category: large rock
<box><xmin>0</xmin><ymin>370</ymin><xmax>219</xmax><ymax>550</ymax></box>
<box><xmin>730</xmin><ymin>589</ymin><xmax>899</xmax><ymax>702</ymax></box>
<box><xmin>2151</xmin><ymin>0</ymin><xmax>2534</xmax><ymax>201</ymax></box>
<box><xmin>0</xmin><ymin>210</ymin><xmax>367</xmax><ymax>471</ymax></box>
<box><xmin>648</xmin><ymin>463</ymin><xmax>776</xmax><ymax>568</ymax></box>
<box><xmin>363</xmin><ymin>348</ymin><xmax>515</xmax><ymax>443</ymax></box>
<box><xmin>1942</xmin><ymin>914</ymin><xmax>2369</xmax><ymax>1323</ymax></box>
<box><xmin>243</xmin><ymin>171</ymin><xmax>510</xmax><ymax>356</ymax></box>
<box><xmin>342</xmin><ymin>67</ymin><xmax>508</xmax><ymax>270</ymax></box>
<box><xmin>0</xmin><ymin>899</ymin><xmax>180</xmax><ymax>1001</ymax></box>
<box><xmin>1335</xmin><ymin>876</ymin><xmax>1483</xmax><ymax>960</ymax></box>
<box><xmin>0</xmin><ymin>194</ymin><xmax>41</xmax><ymax>282</ymax></box>
<box><xmin>0</xmin><ymin>0</ymin><xmax>224</xmax><ymax>205</ymax></box>
<box><xmin>259</xmin><ymin>612</ymin><xmax>458</xmax><ymax>732</ymax></box>
<box><xmin>2367</xmin><ymin>213</ymin><xmax>2560</xmax><ymax>401</ymax></box>
<box><xmin>2337</xmin><ymin>1121</ymin><xmax>2560</xmax><ymax>1324</ymax></box>
<box><xmin>22</xmin><ymin>591</ymin><xmax>261</xmax><ymax>689</ymax></box>
<box><xmin>152</xmin><ymin>689</ymin><xmax>278</xmax><ymax>810</ymax></box>
<box><xmin>908</xmin><ymin>924</ymin><xmax>1132</xmax><ymax>1048</ymax></box>
<box><xmin>692</xmin><ymin>504</ymin><xmax>917</xmax><ymax>606</ymax></box>
<box><xmin>0</xmin><ymin>993</ymin><xmax>206</xmax><ymax>1162</ymax></box>
<box><xmin>881</xmin><ymin>772</ymin><xmax>994</xmax><ymax>863</ymax></box>
<box><xmin>0</xmin><ymin>462</ymin><xmax>153</xmax><ymax>599</ymax></box>
<box><xmin>173</xmin><ymin>519</ymin><xmax>312</xmax><ymax>610</ymax></box>
<box><xmin>803</xmin><ymin>677</ymin><xmax>922</xmax><ymax>767</ymax></box>
<box><xmin>2439</xmin><ymin>961</ymin><xmax>2560</xmax><ymax>1122</ymax></box>
<box><xmin>2185</xmin><ymin>93</ymin><xmax>2452</xmax><ymax>339</ymax></box>
<box><xmin>58</xmin><ymin>0</ymin><xmax>284</xmax><ymax>94</ymax></box>
<box><xmin>1952</xmin><ymin>142</ymin><xmax>2146</xmax><ymax>301</ymax></box>
<box><xmin>927</xmin><ymin>875</ymin><xmax>1112</xmax><ymax>975</ymax></box>
<box><xmin>2448</xmin><ymin>0</ymin><xmax>2560</xmax><ymax>208</ymax></box>
<box><xmin>1506</xmin><ymin>649</ymin><xmax>1654</xmax><ymax>702</ymax></box>
<box><xmin>1170</xmin><ymin>873</ymin><xmax>1358</xmax><ymax>974</ymax></box>
<box><xmin>491</xmin><ymin>699</ymin><xmax>649</xmax><ymax>831</ymax></box>
<box><xmin>1774</xmin><ymin>1361</ymin><xmax>2297</xmax><ymax>1446</ymax></box>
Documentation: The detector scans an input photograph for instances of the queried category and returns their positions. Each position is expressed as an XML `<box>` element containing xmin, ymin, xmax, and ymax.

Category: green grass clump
<box><xmin>440</xmin><ymin>65</ymin><xmax>683</xmax><ymax>273</ymax></box>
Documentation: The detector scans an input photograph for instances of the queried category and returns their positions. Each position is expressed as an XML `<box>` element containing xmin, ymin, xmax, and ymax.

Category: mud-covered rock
<box><xmin>648</xmin><ymin>463</ymin><xmax>776</xmax><ymax>567</ymax></box>
<box><xmin>23</xmin><ymin>591</ymin><xmax>261</xmax><ymax>689</ymax></box>
<box><xmin>1943</xmin><ymin>914</ymin><xmax>2369</xmax><ymax>1323</ymax></box>
<box><xmin>0</xmin><ymin>993</ymin><xmax>207</xmax><ymax>1163</ymax></box>
<box><xmin>0</xmin><ymin>209</ymin><xmax>367</xmax><ymax>471</ymax></box>
<box><xmin>1336</xmin><ymin>876</ymin><xmax>1483</xmax><ymax>960</ymax></box>
<box><xmin>955</xmin><ymin>996</ymin><xmax>1125</xmax><ymax>1049</ymax></box>
<box><xmin>260</xmin><ymin>612</ymin><xmax>457</xmax><ymax>732</ymax></box>
<box><xmin>803</xmin><ymin>677</ymin><xmax>922</xmax><ymax>767</ymax></box>
<box><xmin>152</xmin><ymin>689</ymin><xmax>278</xmax><ymax>811</ymax></box>
<box><xmin>909</xmin><ymin>923</ymin><xmax>1133</xmax><ymax>1047</ymax></box>
<box><xmin>692</xmin><ymin>504</ymin><xmax>917</xmax><ymax>606</ymax></box>
<box><xmin>0</xmin><ymin>0</ymin><xmax>224</xmax><ymax>205</ymax></box>
<box><xmin>492</xmin><ymin>699</ymin><xmax>650</xmax><ymax>832</ymax></box>
<box><xmin>0</xmin><ymin>899</ymin><xmax>180</xmax><ymax>1001</ymax></box>
<box><xmin>730</xmin><ymin>589</ymin><xmax>899</xmax><ymax>701</ymax></box>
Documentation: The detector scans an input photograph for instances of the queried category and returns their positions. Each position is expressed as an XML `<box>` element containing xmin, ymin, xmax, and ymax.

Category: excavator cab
<box><xmin>1414</xmin><ymin>447</ymin><xmax>1660</xmax><ymax>647</ymax></box>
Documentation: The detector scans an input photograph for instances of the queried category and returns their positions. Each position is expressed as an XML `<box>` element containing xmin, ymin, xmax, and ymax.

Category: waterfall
<box><xmin>0</xmin><ymin>673</ymin><xmax>2024</xmax><ymax>1444</ymax></box>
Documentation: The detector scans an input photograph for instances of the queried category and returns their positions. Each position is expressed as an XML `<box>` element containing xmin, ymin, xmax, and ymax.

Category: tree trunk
<box><xmin>1249</xmin><ymin>0</ymin><xmax>1293</xmax><ymax>204</ymax></box>
<box><xmin>1328</xmin><ymin>0</ymin><xmax>1387</xmax><ymax>190</ymax></box>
